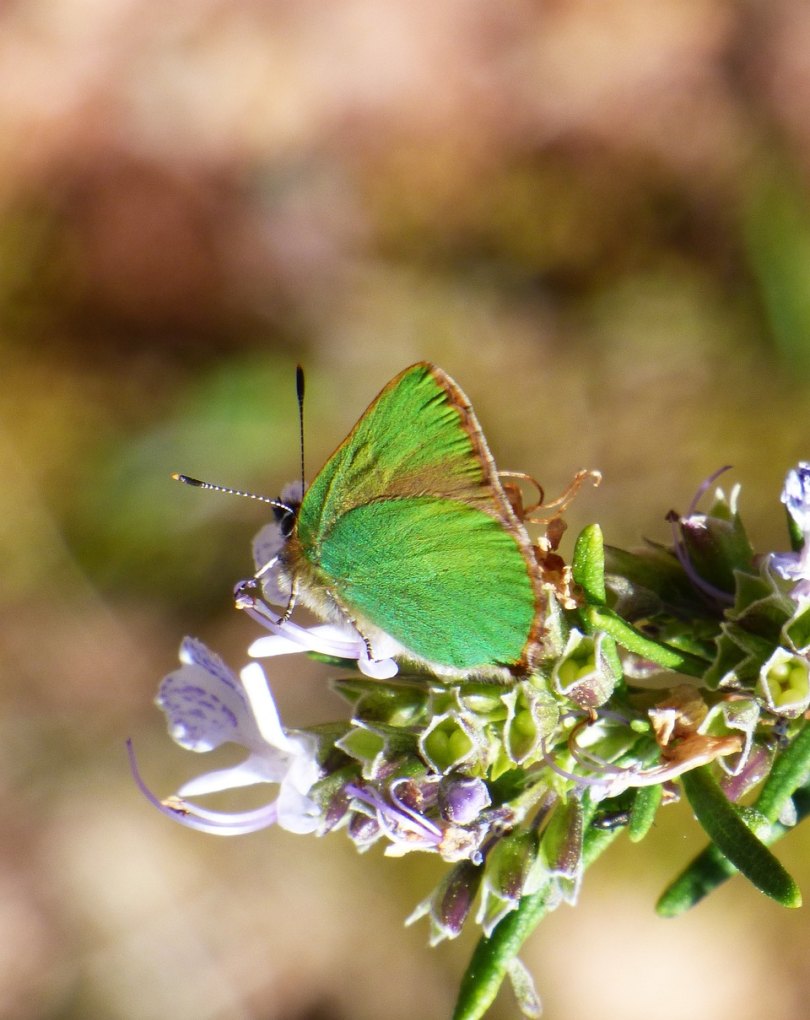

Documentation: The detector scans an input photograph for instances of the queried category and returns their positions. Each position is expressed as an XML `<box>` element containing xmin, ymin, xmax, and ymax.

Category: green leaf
<box><xmin>755</xmin><ymin>720</ymin><xmax>810</xmax><ymax>823</ymax></box>
<box><xmin>628</xmin><ymin>782</ymin><xmax>663</xmax><ymax>843</ymax></box>
<box><xmin>657</xmin><ymin>723</ymin><xmax>810</xmax><ymax>915</ymax></box>
<box><xmin>677</xmin><ymin>766</ymin><xmax>801</xmax><ymax>909</ymax></box>
<box><xmin>657</xmin><ymin>785</ymin><xmax>810</xmax><ymax>916</ymax></box>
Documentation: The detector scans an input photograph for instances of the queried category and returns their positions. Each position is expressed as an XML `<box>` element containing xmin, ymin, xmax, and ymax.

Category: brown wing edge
<box><xmin>422</xmin><ymin>364</ymin><xmax>547</xmax><ymax>674</ymax></box>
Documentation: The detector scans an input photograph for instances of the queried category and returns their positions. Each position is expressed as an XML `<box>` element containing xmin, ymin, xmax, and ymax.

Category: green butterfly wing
<box><xmin>294</xmin><ymin>363</ymin><xmax>543</xmax><ymax>671</ymax></box>
<box><xmin>318</xmin><ymin>497</ymin><xmax>538</xmax><ymax>669</ymax></box>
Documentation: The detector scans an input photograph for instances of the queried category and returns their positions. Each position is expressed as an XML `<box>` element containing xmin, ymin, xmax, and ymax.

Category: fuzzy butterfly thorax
<box><xmin>272</xmin><ymin>363</ymin><xmax>549</xmax><ymax>679</ymax></box>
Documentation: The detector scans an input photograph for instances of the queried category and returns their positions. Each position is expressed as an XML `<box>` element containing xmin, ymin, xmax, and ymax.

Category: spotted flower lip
<box><xmin>131</xmin><ymin>638</ymin><xmax>322</xmax><ymax>836</ymax></box>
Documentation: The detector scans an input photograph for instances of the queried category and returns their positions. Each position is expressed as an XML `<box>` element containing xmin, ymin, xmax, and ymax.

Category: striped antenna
<box><xmin>296</xmin><ymin>364</ymin><xmax>306</xmax><ymax>496</ymax></box>
<box><xmin>171</xmin><ymin>473</ymin><xmax>295</xmax><ymax>517</ymax></box>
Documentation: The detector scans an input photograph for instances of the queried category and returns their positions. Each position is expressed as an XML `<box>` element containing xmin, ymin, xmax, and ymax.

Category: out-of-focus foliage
<box><xmin>4</xmin><ymin>2</ymin><xmax>810</xmax><ymax>1018</ymax></box>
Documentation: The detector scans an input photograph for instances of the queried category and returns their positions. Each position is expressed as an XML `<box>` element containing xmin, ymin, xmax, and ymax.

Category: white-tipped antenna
<box><xmin>296</xmin><ymin>364</ymin><xmax>306</xmax><ymax>495</ymax></box>
<box><xmin>171</xmin><ymin>473</ymin><xmax>295</xmax><ymax>519</ymax></box>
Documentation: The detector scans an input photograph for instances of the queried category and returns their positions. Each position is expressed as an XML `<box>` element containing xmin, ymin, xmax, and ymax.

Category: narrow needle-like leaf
<box><xmin>677</xmin><ymin>766</ymin><xmax>801</xmax><ymax>910</ymax></box>
<box><xmin>629</xmin><ymin>782</ymin><xmax>663</xmax><ymax>843</ymax></box>
<box><xmin>658</xmin><ymin>727</ymin><xmax>810</xmax><ymax>915</ymax></box>
<box><xmin>583</xmin><ymin>605</ymin><xmax>708</xmax><ymax>677</ymax></box>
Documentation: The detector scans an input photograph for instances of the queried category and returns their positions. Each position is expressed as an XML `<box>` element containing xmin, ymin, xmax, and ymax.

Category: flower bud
<box><xmin>438</xmin><ymin>776</ymin><xmax>491</xmax><ymax>825</ymax></box>
<box><xmin>407</xmin><ymin>860</ymin><xmax>483</xmax><ymax>945</ymax></box>
<box><xmin>676</xmin><ymin>486</ymin><xmax>754</xmax><ymax>596</ymax></box>
<box><xmin>540</xmin><ymin>797</ymin><xmax>584</xmax><ymax>881</ymax></box>
<box><xmin>476</xmin><ymin>830</ymin><xmax>540</xmax><ymax>935</ymax></box>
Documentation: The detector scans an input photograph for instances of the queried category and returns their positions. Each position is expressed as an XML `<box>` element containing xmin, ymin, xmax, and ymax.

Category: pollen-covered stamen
<box><xmin>127</xmin><ymin>740</ymin><xmax>281</xmax><ymax>835</ymax></box>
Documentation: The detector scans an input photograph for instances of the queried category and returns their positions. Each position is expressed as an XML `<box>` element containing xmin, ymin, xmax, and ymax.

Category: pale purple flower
<box><xmin>782</xmin><ymin>462</ymin><xmax>810</xmax><ymax>533</ymax></box>
<box><xmin>346</xmin><ymin>779</ymin><xmax>488</xmax><ymax>862</ymax></box>
<box><xmin>772</xmin><ymin>462</ymin><xmax>810</xmax><ymax>601</ymax></box>
<box><xmin>239</xmin><ymin>588</ymin><xmax>399</xmax><ymax>680</ymax></box>
<box><xmin>131</xmin><ymin>638</ymin><xmax>321</xmax><ymax>835</ymax></box>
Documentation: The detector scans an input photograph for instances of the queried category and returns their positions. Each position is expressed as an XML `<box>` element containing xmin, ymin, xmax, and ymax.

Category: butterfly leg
<box><xmin>326</xmin><ymin>589</ymin><xmax>376</xmax><ymax>660</ymax></box>
<box><xmin>279</xmin><ymin>573</ymin><xmax>300</xmax><ymax>623</ymax></box>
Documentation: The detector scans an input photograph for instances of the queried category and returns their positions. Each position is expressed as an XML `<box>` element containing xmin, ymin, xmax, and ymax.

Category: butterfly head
<box><xmin>272</xmin><ymin>479</ymin><xmax>305</xmax><ymax>537</ymax></box>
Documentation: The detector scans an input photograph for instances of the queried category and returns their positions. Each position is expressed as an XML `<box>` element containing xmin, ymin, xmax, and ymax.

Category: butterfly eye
<box><xmin>274</xmin><ymin>502</ymin><xmax>299</xmax><ymax>537</ymax></box>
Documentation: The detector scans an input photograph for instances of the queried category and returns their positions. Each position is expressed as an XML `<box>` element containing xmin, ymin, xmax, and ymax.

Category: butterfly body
<box><xmin>276</xmin><ymin>362</ymin><xmax>545</xmax><ymax>678</ymax></box>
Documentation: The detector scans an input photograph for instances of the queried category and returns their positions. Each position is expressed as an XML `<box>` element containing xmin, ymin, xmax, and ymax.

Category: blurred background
<box><xmin>3</xmin><ymin>1</ymin><xmax>810</xmax><ymax>1017</ymax></box>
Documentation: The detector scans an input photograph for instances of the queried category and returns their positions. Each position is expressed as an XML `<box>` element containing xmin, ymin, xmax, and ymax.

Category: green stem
<box><xmin>452</xmin><ymin>822</ymin><xmax>619</xmax><ymax>1020</ymax></box>
<box><xmin>582</xmin><ymin>605</ymin><xmax>708</xmax><ymax>677</ymax></box>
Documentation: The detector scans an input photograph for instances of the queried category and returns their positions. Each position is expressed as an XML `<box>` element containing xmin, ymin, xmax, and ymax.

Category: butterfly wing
<box><xmin>317</xmin><ymin>496</ymin><xmax>539</xmax><ymax>670</ymax></box>
<box><xmin>294</xmin><ymin>363</ymin><xmax>544</xmax><ymax>671</ymax></box>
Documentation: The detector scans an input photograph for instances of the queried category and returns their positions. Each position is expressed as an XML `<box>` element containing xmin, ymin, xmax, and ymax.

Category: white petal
<box><xmin>239</xmin><ymin>663</ymin><xmax>293</xmax><ymax>750</ymax></box>
<box><xmin>276</xmin><ymin>786</ymin><xmax>322</xmax><ymax>834</ymax></box>
<box><xmin>248</xmin><ymin>633</ymin><xmax>310</xmax><ymax>658</ymax></box>
<box><xmin>177</xmin><ymin>753</ymin><xmax>284</xmax><ymax>796</ymax></box>
<box><xmin>248</xmin><ymin>621</ymin><xmax>367</xmax><ymax>660</ymax></box>
<box><xmin>358</xmin><ymin>656</ymin><xmax>399</xmax><ymax>679</ymax></box>
<box><xmin>285</xmin><ymin>737</ymin><xmax>321</xmax><ymax>793</ymax></box>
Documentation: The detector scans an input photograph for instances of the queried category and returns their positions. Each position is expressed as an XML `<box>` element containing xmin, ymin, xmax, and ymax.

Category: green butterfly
<box><xmin>178</xmin><ymin>363</ymin><xmax>547</xmax><ymax>676</ymax></box>
<box><xmin>273</xmin><ymin>362</ymin><xmax>546</xmax><ymax>677</ymax></box>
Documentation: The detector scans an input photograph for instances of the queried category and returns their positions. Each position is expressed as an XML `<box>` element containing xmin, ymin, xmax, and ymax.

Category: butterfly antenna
<box><xmin>171</xmin><ymin>473</ymin><xmax>294</xmax><ymax>515</ymax></box>
<box><xmin>296</xmin><ymin>364</ymin><xmax>306</xmax><ymax>494</ymax></box>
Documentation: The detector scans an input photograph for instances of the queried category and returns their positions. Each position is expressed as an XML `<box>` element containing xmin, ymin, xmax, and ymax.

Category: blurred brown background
<box><xmin>3</xmin><ymin>1</ymin><xmax>810</xmax><ymax>1018</ymax></box>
